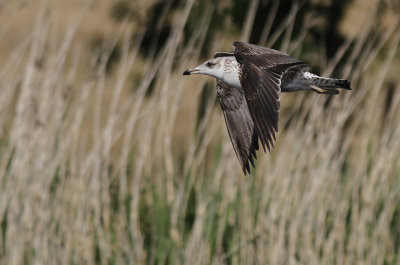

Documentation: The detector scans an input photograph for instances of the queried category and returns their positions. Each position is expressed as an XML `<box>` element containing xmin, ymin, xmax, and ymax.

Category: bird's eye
<box><xmin>206</xmin><ymin>62</ymin><xmax>215</xmax><ymax>67</ymax></box>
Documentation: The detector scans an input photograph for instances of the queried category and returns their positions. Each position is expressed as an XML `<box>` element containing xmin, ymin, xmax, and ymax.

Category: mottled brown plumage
<box><xmin>216</xmin><ymin>79</ymin><xmax>259</xmax><ymax>175</ymax></box>
<box><xmin>183</xmin><ymin>42</ymin><xmax>351</xmax><ymax>175</ymax></box>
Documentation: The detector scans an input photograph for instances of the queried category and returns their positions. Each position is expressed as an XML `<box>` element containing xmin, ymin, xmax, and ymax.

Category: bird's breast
<box><xmin>222</xmin><ymin>69</ymin><xmax>242</xmax><ymax>90</ymax></box>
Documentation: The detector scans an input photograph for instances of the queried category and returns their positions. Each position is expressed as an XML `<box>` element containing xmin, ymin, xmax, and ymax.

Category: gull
<box><xmin>183</xmin><ymin>41</ymin><xmax>351</xmax><ymax>175</ymax></box>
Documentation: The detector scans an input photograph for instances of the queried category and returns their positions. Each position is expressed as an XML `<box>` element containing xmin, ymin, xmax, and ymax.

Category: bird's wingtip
<box><xmin>183</xmin><ymin>69</ymin><xmax>191</xmax><ymax>75</ymax></box>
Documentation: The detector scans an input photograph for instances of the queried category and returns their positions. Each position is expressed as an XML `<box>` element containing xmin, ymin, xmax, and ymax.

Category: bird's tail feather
<box><xmin>310</xmin><ymin>77</ymin><xmax>351</xmax><ymax>94</ymax></box>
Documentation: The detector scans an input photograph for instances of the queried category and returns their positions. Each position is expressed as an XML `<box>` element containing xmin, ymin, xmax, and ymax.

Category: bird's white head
<box><xmin>183</xmin><ymin>57</ymin><xmax>241</xmax><ymax>89</ymax></box>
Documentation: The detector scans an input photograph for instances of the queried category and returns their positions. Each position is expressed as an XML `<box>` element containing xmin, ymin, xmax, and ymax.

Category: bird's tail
<box><xmin>310</xmin><ymin>76</ymin><xmax>352</xmax><ymax>94</ymax></box>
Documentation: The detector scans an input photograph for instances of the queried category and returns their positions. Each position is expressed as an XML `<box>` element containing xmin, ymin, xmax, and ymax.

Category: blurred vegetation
<box><xmin>0</xmin><ymin>0</ymin><xmax>399</xmax><ymax>264</ymax></box>
<box><xmin>110</xmin><ymin>0</ymin><xmax>135</xmax><ymax>22</ymax></box>
<box><xmin>90</xmin><ymin>34</ymin><xmax>121</xmax><ymax>73</ymax></box>
<box><xmin>115</xmin><ymin>0</ymin><xmax>353</xmax><ymax>64</ymax></box>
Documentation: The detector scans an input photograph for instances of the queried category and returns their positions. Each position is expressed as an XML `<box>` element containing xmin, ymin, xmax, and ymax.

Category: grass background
<box><xmin>0</xmin><ymin>0</ymin><xmax>399</xmax><ymax>264</ymax></box>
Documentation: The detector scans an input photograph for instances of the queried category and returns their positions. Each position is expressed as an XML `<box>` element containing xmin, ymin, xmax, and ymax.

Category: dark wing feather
<box><xmin>214</xmin><ymin>52</ymin><xmax>235</xmax><ymax>58</ymax></box>
<box><xmin>217</xmin><ymin>79</ymin><xmax>259</xmax><ymax>175</ymax></box>
<box><xmin>232</xmin><ymin>41</ymin><xmax>306</xmax><ymax>64</ymax></box>
<box><xmin>233</xmin><ymin>41</ymin><xmax>309</xmax><ymax>151</ymax></box>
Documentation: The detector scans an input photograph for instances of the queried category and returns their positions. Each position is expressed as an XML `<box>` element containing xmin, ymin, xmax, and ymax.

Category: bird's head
<box><xmin>183</xmin><ymin>57</ymin><xmax>233</xmax><ymax>80</ymax></box>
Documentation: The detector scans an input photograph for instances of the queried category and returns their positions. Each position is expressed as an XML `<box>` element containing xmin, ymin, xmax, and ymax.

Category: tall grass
<box><xmin>0</xmin><ymin>1</ymin><xmax>399</xmax><ymax>264</ymax></box>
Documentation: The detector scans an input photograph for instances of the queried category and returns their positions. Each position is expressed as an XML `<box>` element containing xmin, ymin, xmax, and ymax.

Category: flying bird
<box><xmin>183</xmin><ymin>42</ymin><xmax>351</xmax><ymax>175</ymax></box>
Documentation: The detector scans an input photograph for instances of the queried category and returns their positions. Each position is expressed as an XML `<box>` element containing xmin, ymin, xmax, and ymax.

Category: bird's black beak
<box><xmin>183</xmin><ymin>69</ymin><xmax>191</xmax><ymax>75</ymax></box>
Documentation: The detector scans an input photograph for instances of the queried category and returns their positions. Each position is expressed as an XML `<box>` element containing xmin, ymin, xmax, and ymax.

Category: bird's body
<box><xmin>183</xmin><ymin>42</ymin><xmax>351</xmax><ymax>175</ymax></box>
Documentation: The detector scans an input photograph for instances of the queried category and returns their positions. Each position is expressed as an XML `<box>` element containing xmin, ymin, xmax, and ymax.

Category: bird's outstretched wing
<box><xmin>233</xmin><ymin>41</ymin><xmax>308</xmax><ymax>151</ymax></box>
<box><xmin>217</xmin><ymin>79</ymin><xmax>259</xmax><ymax>175</ymax></box>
